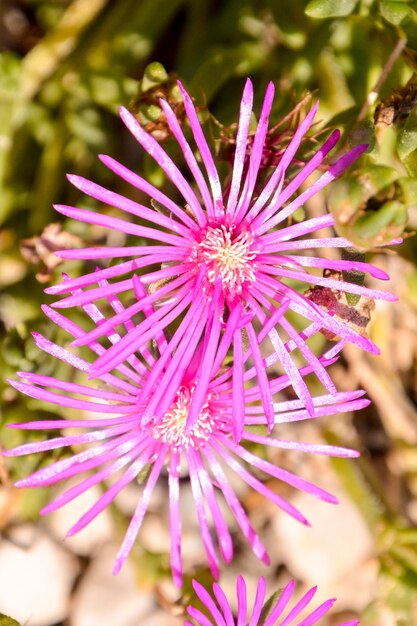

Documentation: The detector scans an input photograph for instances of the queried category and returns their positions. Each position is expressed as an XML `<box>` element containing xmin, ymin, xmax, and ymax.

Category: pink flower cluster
<box><xmin>6</xmin><ymin>77</ymin><xmax>397</xmax><ymax>622</ymax></box>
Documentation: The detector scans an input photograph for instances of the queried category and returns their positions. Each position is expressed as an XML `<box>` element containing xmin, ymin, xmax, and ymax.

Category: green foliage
<box><xmin>0</xmin><ymin>616</ymin><xmax>21</xmax><ymax>626</ymax></box>
<box><xmin>259</xmin><ymin>587</ymin><xmax>285</xmax><ymax>625</ymax></box>
<box><xmin>305</xmin><ymin>0</ymin><xmax>359</xmax><ymax>19</ymax></box>
<box><xmin>0</xmin><ymin>0</ymin><xmax>416</xmax><ymax>622</ymax></box>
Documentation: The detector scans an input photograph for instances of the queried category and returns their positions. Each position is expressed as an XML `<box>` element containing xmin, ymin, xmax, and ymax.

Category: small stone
<box><xmin>0</xmin><ymin>524</ymin><xmax>79</xmax><ymax>626</ymax></box>
<box><xmin>139</xmin><ymin>611</ymin><xmax>182</xmax><ymax>626</ymax></box>
<box><xmin>46</xmin><ymin>482</ymin><xmax>113</xmax><ymax>556</ymax></box>
<box><xmin>272</xmin><ymin>485</ymin><xmax>376</xmax><ymax>611</ymax></box>
<box><xmin>71</xmin><ymin>544</ymin><xmax>154</xmax><ymax>626</ymax></box>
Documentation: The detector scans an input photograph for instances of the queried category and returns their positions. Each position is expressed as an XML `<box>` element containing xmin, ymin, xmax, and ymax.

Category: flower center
<box><xmin>193</xmin><ymin>224</ymin><xmax>256</xmax><ymax>295</ymax></box>
<box><xmin>149</xmin><ymin>386</ymin><xmax>215</xmax><ymax>449</ymax></box>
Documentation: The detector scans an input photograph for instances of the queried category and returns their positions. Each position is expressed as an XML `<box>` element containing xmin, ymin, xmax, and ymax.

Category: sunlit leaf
<box><xmin>305</xmin><ymin>0</ymin><xmax>359</xmax><ymax>19</ymax></box>
<box><xmin>0</xmin><ymin>615</ymin><xmax>21</xmax><ymax>626</ymax></box>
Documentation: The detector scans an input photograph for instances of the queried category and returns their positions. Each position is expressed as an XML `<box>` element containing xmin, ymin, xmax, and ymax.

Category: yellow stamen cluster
<box><xmin>194</xmin><ymin>224</ymin><xmax>256</xmax><ymax>295</ymax></box>
<box><xmin>150</xmin><ymin>386</ymin><xmax>215</xmax><ymax>449</ymax></box>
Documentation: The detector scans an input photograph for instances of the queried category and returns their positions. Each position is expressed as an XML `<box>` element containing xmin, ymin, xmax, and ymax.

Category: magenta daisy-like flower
<box><xmin>185</xmin><ymin>576</ymin><xmax>359</xmax><ymax>626</ymax></box>
<box><xmin>6</xmin><ymin>284</ymin><xmax>368</xmax><ymax>587</ymax></box>
<box><xmin>45</xmin><ymin>78</ymin><xmax>396</xmax><ymax>427</ymax></box>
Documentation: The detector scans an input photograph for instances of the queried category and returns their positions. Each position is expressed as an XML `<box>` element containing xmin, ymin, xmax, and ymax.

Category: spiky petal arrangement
<box><xmin>5</xmin><ymin>285</ymin><xmax>368</xmax><ymax>587</ymax></box>
<box><xmin>185</xmin><ymin>576</ymin><xmax>359</xmax><ymax>626</ymax></box>
<box><xmin>45</xmin><ymin>78</ymin><xmax>396</xmax><ymax>429</ymax></box>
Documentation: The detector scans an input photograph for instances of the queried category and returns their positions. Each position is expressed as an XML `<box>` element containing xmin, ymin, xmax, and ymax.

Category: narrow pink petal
<box><xmin>210</xmin><ymin>303</ymin><xmax>247</xmax><ymax>375</ymax></box>
<box><xmin>119</xmin><ymin>106</ymin><xmax>207</xmax><ymax>227</ymax></box>
<box><xmin>177</xmin><ymin>81</ymin><xmax>224</xmax><ymax>216</ymax></box>
<box><xmin>234</xmin><ymin>81</ymin><xmax>275</xmax><ymax>222</ymax></box>
<box><xmin>253</xmin><ymin>129</ymin><xmax>341</xmax><ymax>230</ymax></box>
<box><xmin>279</xmin><ymin>316</ymin><xmax>336</xmax><ymax>395</ymax></box>
<box><xmin>257</xmin><ymin>253</ymin><xmax>390</xmax><ymax>280</ymax></box>
<box><xmin>67</xmin><ymin>447</ymin><xmax>154</xmax><ymax>539</ymax></box>
<box><xmin>212</xmin><ymin>439</ymin><xmax>310</xmax><ymax>526</ymax></box>
<box><xmin>212</xmin><ymin>583</ymin><xmax>235</xmax><ymax>626</ymax></box>
<box><xmin>53</xmin><ymin>204</ymin><xmax>186</xmax><ymax>247</ymax></box>
<box><xmin>267</xmin><ymin>265</ymin><xmax>396</xmax><ymax>300</ymax></box>
<box><xmin>246</xmin><ymin>321</ymin><xmax>275</xmax><ymax>430</ymax></box>
<box><xmin>236</xmin><ymin>575</ymin><xmax>248</xmax><ymax>626</ymax></box>
<box><xmin>261</xmin><ymin>214</ymin><xmax>335</xmax><ymax>248</ymax></box>
<box><xmin>8</xmin><ymin>379</ymin><xmax>132</xmax><ymax>413</ymax></box>
<box><xmin>226</xmin><ymin>78</ymin><xmax>254</xmax><ymax>216</ymax></box>
<box><xmin>232</xmin><ymin>327</ymin><xmax>245</xmax><ymax>442</ymax></box>
<box><xmin>297</xmin><ymin>598</ymin><xmax>337</xmax><ymax>626</ymax></box>
<box><xmin>225</xmin><ymin>438</ymin><xmax>338</xmax><ymax>504</ymax></box>
<box><xmin>262</xmin><ymin>579</ymin><xmax>295</xmax><ymax>625</ymax></box>
<box><xmin>248</xmin><ymin>577</ymin><xmax>267</xmax><ymax>626</ymax></box>
<box><xmin>191</xmin><ymin>581</ymin><xmax>226</xmax><ymax>626</ymax></box>
<box><xmin>189</xmin><ymin>449</ymin><xmax>233</xmax><ymax>563</ymax></box>
<box><xmin>91</xmin><ymin>289</ymin><xmax>194</xmax><ymax>378</ymax></box>
<box><xmin>71</xmin><ymin>272</ymin><xmax>192</xmax><ymax>347</ymax></box>
<box><xmin>67</xmin><ymin>174</ymin><xmax>193</xmax><ymax>238</ymax></box>
<box><xmin>145</xmin><ymin>298</ymin><xmax>209</xmax><ymax>422</ymax></box>
<box><xmin>246</xmin><ymin>101</ymin><xmax>319</xmax><ymax>224</ymax></box>
<box><xmin>98</xmin><ymin>153</ymin><xmax>199</xmax><ymax>231</ymax></box>
<box><xmin>278</xmin><ymin>585</ymin><xmax>318</xmax><ymax>625</ymax></box>
<box><xmin>55</xmin><ymin>246</ymin><xmax>176</xmax><ymax>260</ymax></box>
<box><xmin>7</xmin><ymin>415</ymin><xmax>137</xmax><ymax>431</ymax></box>
<box><xmin>257</xmin><ymin>143</ymin><xmax>368</xmax><ymax>235</ymax></box>
<box><xmin>6</xmin><ymin>423</ymin><xmax>132</xmax><ymax>457</ymax></box>
<box><xmin>168</xmin><ymin>451</ymin><xmax>182</xmax><ymax>588</ymax></box>
<box><xmin>242</xmin><ymin>432</ymin><xmax>359</xmax><ymax>458</ymax></box>
<box><xmin>132</xmin><ymin>275</ymin><xmax>167</xmax><ymax>354</ymax></box>
<box><xmin>160</xmin><ymin>99</ymin><xmax>215</xmax><ymax>220</ymax></box>
<box><xmin>203</xmin><ymin>447</ymin><xmax>269</xmax><ymax>564</ymax></box>
<box><xmin>246</xmin><ymin>397</ymin><xmax>370</xmax><ymax>426</ymax></box>
<box><xmin>186</xmin><ymin>285</ymin><xmax>223</xmax><ymax>431</ymax></box>
<box><xmin>52</xmin><ymin>276</ymin><xmax>134</xmax><ymax>309</ymax></box>
<box><xmin>185</xmin><ymin>609</ymin><xmax>215</xmax><ymax>626</ymax></box>
<box><xmin>266</xmin><ymin>236</ymin><xmax>355</xmax><ymax>252</ymax></box>
<box><xmin>247</xmin><ymin>299</ymin><xmax>314</xmax><ymax>416</ymax></box>
<box><xmin>14</xmin><ymin>372</ymin><xmax>134</xmax><ymax>403</ymax></box>
<box><xmin>41</xmin><ymin>442</ymin><xmax>145</xmax><ymax>515</ymax></box>
<box><xmin>113</xmin><ymin>445</ymin><xmax>168</xmax><ymax>574</ymax></box>
<box><xmin>15</xmin><ymin>431</ymin><xmax>140</xmax><ymax>487</ymax></box>
<box><xmin>139</xmin><ymin>289</ymin><xmax>206</xmax><ymax>401</ymax></box>
<box><xmin>188</xmin><ymin>453</ymin><xmax>220</xmax><ymax>579</ymax></box>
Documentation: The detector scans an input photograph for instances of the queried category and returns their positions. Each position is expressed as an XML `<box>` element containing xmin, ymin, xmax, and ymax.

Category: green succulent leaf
<box><xmin>397</xmin><ymin>176</ymin><xmax>417</xmax><ymax>207</ymax></box>
<box><xmin>0</xmin><ymin>615</ymin><xmax>21</xmax><ymax>626</ymax></box>
<box><xmin>398</xmin><ymin>106</ymin><xmax>417</xmax><ymax>175</ymax></box>
<box><xmin>379</xmin><ymin>1</ymin><xmax>413</xmax><ymax>25</ymax></box>
<box><xmin>305</xmin><ymin>0</ymin><xmax>359</xmax><ymax>19</ymax></box>
<box><xmin>350</xmin><ymin>200</ymin><xmax>408</xmax><ymax>249</ymax></box>
<box><xmin>259</xmin><ymin>588</ymin><xmax>284</xmax><ymax>625</ymax></box>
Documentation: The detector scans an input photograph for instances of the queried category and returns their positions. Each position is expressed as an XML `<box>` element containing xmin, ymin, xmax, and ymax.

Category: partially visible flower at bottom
<box><xmin>185</xmin><ymin>576</ymin><xmax>359</xmax><ymax>626</ymax></box>
<box><xmin>5</xmin><ymin>282</ymin><xmax>368</xmax><ymax>587</ymax></box>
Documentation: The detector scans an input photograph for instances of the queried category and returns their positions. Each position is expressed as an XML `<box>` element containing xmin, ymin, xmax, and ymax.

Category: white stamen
<box><xmin>149</xmin><ymin>386</ymin><xmax>215</xmax><ymax>449</ymax></box>
<box><xmin>192</xmin><ymin>224</ymin><xmax>256</xmax><ymax>295</ymax></box>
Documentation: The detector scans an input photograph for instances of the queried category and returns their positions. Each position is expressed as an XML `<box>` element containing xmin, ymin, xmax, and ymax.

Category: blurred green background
<box><xmin>1</xmin><ymin>1</ymin><xmax>417</xmax><ymax>625</ymax></box>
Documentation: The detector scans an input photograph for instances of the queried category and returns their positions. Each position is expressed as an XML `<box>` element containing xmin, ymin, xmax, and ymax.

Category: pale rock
<box><xmin>140</xmin><ymin>513</ymin><xmax>171</xmax><ymax>554</ymax></box>
<box><xmin>272</xmin><ymin>486</ymin><xmax>376</xmax><ymax>611</ymax></box>
<box><xmin>70</xmin><ymin>544</ymin><xmax>154</xmax><ymax>626</ymax></box>
<box><xmin>0</xmin><ymin>524</ymin><xmax>79</xmax><ymax>626</ymax></box>
<box><xmin>139</xmin><ymin>610</ymin><xmax>182</xmax><ymax>626</ymax></box>
<box><xmin>46</xmin><ymin>482</ymin><xmax>113</xmax><ymax>556</ymax></box>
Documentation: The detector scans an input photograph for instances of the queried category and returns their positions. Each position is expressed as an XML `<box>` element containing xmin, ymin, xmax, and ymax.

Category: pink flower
<box><xmin>185</xmin><ymin>576</ymin><xmax>359</xmax><ymax>625</ymax></box>
<box><xmin>5</xmin><ymin>284</ymin><xmax>368</xmax><ymax>587</ymax></box>
<box><xmin>45</xmin><ymin>79</ymin><xmax>396</xmax><ymax>426</ymax></box>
